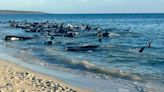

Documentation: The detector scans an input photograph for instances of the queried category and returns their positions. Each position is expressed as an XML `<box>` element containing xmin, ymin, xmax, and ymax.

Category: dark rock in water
<box><xmin>5</xmin><ymin>35</ymin><xmax>33</xmax><ymax>41</ymax></box>
<box><xmin>66</xmin><ymin>45</ymin><xmax>99</xmax><ymax>51</ymax></box>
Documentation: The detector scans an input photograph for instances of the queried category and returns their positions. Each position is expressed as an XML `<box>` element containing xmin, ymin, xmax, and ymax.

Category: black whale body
<box><xmin>66</xmin><ymin>45</ymin><xmax>99</xmax><ymax>51</ymax></box>
<box><xmin>5</xmin><ymin>35</ymin><xmax>33</xmax><ymax>41</ymax></box>
<box><xmin>44</xmin><ymin>41</ymin><xmax>54</xmax><ymax>45</ymax></box>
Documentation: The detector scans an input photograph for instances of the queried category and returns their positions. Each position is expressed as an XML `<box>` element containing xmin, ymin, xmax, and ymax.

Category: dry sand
<box><xmin>0</xmin><ymin>60</ymin><xmax>90</xmax><ymax>92</ymax></box>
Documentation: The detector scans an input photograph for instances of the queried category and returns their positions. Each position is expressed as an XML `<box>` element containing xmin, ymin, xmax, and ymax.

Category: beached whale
<box><xmin>66</xmin><ymin>45</ymin><xmax>99</xmax><ymax>51</ymax></box>
<box><xmin>5</xmin><ymin>35</ymin><xmax>33</xmax><ymax>41</ymax></box>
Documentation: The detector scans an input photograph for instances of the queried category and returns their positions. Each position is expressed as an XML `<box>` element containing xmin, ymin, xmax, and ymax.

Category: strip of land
<box><xmin>0</xmin><ymin>60</ymin><xmax>90</xmax><ymax>92</ymax></box>
<box><xmin>0</xmin><ymin>10</ymin><xmax>45</xmax><ymax>14</ymax></box>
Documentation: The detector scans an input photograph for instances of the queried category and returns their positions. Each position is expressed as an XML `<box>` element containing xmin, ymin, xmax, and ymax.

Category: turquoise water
<box><xmin>0</xmin><ymin>14</ymin><xmax>164</xmax><ymax>92</ymax></box>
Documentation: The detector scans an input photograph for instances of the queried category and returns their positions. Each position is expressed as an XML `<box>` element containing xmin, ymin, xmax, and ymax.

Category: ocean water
<box><xmin>0</xmin><ymin>14</ymin><xmax>164</xmax><ymax>92</ymax></box>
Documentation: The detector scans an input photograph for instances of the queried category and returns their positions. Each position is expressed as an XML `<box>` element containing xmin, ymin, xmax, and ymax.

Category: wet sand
<box><xmin>0</xmin><ymin>60</ymin><xmax>90</xmax><ymax>92</ymax></box>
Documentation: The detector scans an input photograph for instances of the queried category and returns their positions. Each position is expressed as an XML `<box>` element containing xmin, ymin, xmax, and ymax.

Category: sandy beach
<box><xmin>0</xmin><ymin>60</ymin><xmax>89</xmax><ymax>92</ymax></box>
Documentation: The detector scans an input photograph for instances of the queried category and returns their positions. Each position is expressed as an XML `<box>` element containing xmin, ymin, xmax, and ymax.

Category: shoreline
<box><xmin>0</xmin><ymin>49</ymin><xmax>142</xmax><ymax>92</ymax></box>
<box><xmin>0</xmin><ymin>59</ymin><xmax>90</xmax><ymax>92</ymax></box>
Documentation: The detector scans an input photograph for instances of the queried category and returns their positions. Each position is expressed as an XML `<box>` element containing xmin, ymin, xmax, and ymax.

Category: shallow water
<box><xmin>0</xmin><ymin>14</ymin><xmax>164</xmax><ymax>92</ymax></box>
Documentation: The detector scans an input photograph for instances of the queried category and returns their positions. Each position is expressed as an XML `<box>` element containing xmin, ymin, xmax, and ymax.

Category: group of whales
<box><xmin>5</xmin><ymin>20</ymin><xmax>151</xmax><ymax>52</ymax></box>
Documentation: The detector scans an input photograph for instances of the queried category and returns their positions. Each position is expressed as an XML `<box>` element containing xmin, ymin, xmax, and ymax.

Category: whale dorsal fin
<box><xmin>139</xmin><ymin>47</ymin><xmax>145</xmax><ymax>53</ymax></box>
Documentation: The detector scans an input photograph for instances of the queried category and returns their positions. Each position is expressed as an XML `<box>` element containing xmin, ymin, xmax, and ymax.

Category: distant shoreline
<box><xmin>48</xmin><ymin>13</ymin><xmax>164</xmax><ymax>15</ymax></box>
<box><xmin>0</xmin><ymin>10</ymin><xmax>164</xmax><ymax>15</ymax></box>
<box><xmin>0</xmin><ymin>10</ymin><xmax>46</xmax><ymax>14</ymax></box>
